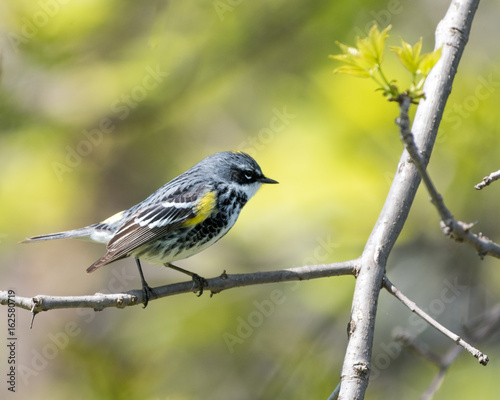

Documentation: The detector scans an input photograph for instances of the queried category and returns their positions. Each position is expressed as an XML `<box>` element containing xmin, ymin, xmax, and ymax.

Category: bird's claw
<box><xmin>192</xmin><ymin>274</ymin><xmax>208</xmax><ymax>297</ymax></box>
<box><xmin>142</xmin><ymin>283</ymin><xmax>156</xmax><ymax>308</ymax></box>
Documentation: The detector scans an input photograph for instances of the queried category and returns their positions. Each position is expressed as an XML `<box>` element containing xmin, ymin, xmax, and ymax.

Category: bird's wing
<box><xmin>86</xmin><ymin>186</ymin><xmax>217</xmax><ymax>272</ymax></box>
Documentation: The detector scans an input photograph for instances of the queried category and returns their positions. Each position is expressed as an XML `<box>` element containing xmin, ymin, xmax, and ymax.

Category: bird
<box><xmin>23</xmin><ymin>151</ymin><xmax>278</xmax><ymax>306</ymax></box>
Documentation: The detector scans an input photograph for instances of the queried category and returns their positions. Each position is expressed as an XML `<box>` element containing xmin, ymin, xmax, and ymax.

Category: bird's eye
<box><xmin>233</xmin><ymin>168</ymin><xmax>257</xmax><ymax>184</ymax></box>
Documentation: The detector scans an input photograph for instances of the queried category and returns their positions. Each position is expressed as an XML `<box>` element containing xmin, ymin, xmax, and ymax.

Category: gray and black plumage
<box><xmin>23</xmin><ymin>151</ymin><xmax>278</xmax><ymax>306</ymax></box>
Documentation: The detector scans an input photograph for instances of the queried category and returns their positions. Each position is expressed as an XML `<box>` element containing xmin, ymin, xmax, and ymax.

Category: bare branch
<box><xmin>475</xmin><ymin>169</ymin><xmax>500</xmax><ymax>190</ymax></box>
<box><xmin>0</xmin><ymin>261</ymin><xmax>357</xmax><ymax>315</ymax></box>
<box><xmin>422</xmin><ymin>304</ymin><xmax>500</xmax><ymax>399</ymax></box>
<box><xmin>397</xmin><ymin>93</ymin><xmax>500</xmax><ymax>259</ymax></box>
<box><xmin>383</xmin><ymin>275</ymin><xmax>488</xmax><ymax>365</ymax></box>
<box><xmin>395</xmin><ymin>304</ymin><xmax>500</xmax><ymax>399</ymax></box>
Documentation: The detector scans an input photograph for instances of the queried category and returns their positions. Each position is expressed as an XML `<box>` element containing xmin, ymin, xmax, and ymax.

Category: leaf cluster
<box><xmin>330</xmin><ymin>23</ymin><xmax>442</xmax><ymax>102</ymax></box>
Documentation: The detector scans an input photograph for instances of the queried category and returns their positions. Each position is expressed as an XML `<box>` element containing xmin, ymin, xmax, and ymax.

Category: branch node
<box><xmin>353</xmin><ymin>362</ymin><xmax>369</xmax><ymax>375</ymax></box>
<box><xmin>474</xmin><ymin>170</ymin><xmax>500</xmax><ymax>190</ymax></box>
<box><xmin>476</xmin><ymin>353</ymin><xmax>489</xmax><ymax>366</ymax></box>
<box><xmin>461</xmin><ymin>221</ymin><xmax>477</xmax><ymax>232</ymax></box>
<box><xmin>31</xmin><ymin>296</ymin><xmax>44</xmax><ymax>313</ymax></box>
<box><xmin>439</xmin><ymin>220</ymin><xmax>453</xmax><ymax>236</ymax></box>
<box><xmin>116</xmin><ymin>296</ymin><xmax>125</xmax><ymax>308</ymax></box>
<box><xmin>347</xmin><ymin>320</ymin><xmax>356</xmax><ymax>337</ymax></box>
<box><xmin>29</xmin><ymin>297</ymin><xmax>43</xmax><ymax>329</ymax></box>
<box><xmin>475</xmin><ymin>178</ymin><xmax>488</xmax><ymax>190</ymax></box>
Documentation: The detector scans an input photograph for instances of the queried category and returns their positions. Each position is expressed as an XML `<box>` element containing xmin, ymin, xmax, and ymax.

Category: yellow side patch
<box><xmin>102</xmin><ymin>210</ymin><xmax>125</xmax><ymax>224</ymax></box>
<box><xmin>183</xmin><ymin>191</ymin><xmax>217</xmax><ymax>227</ymax></box>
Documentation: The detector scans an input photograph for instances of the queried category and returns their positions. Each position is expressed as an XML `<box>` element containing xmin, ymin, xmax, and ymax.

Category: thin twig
<box><xmin>396</xmin><ymin>94</ymin><xmax>500</xmax><ymax>259</ymax></box>
<box><xmin>395</xmin><ymin>304</ymin><xmax>500</xmax><ymax>399</ymax></box>
<box><xmin>0</xmin><ymin>261</ymin><xmax>358</xmax><ymax>314</ymax></box>
<box><xmin>422</xmin><ymin>304</ymin><xmax>500</xmax><ymax>399</ymax></box>
<box><xmin>475</xmin><ymin>169</ymin><xmax>500</xmax><ymax>190</ymax></box>
<box><xmin>383</xmin><ymin>275</ymin><xmax>489</xmax><ymax>366</ymax></box>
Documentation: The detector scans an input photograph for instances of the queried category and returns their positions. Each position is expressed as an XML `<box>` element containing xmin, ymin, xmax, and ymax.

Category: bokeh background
<box><xmin>1</xmin><ymin>1</ymin><xmax>500</xmax><ymax>399</ymax></box>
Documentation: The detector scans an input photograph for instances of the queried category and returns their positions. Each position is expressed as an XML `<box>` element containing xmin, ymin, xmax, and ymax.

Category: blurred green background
<box><xmin>1</xmin><ymin>0</ymin><xmax>500</xmax><ymax>399</ymax></box>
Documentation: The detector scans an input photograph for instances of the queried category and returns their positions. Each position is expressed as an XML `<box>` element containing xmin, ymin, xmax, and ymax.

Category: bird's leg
<box><xmin>164</xmin><ymin>263</ymin><xmax>207</xmax><ymax>297</ymax></box>
<box><xmin>135</xmin><ymin>258</ymin><xmax>155</xmax><ymax>308</ymax></box>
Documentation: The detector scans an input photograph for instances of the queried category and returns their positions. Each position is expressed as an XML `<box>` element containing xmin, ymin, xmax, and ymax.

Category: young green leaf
<box><xmin>390</xmin><ymin>37</ymin><xmax>423</xmax><ymax>75</ymax></box>
<box><xmin>329</xmin><ymin>24</ymin><xmax>392</xmax><ymax>78</ymax></box>
<box><xmin>356</xmin><ymin>24</ymin><xmax>392</xmax><ymax>66</ymax></box>
<box><xmin>329</xmin><ymin>43</ymin><xmax>372</xmax><ymax>77</ymax></box>
<box><xmin>417</xmin><ymin>46</ymin><xmax>442</xmax><ymax>76</ymax></box>
<box><xmin>391</xmin><ymin>38</ymin><xmax>442</xmax><ymax>77</ymax></box>
<box><xmin>329</xmin><ymin>22</ymin><xmax>439</xmax><ymax>104</ymax></box>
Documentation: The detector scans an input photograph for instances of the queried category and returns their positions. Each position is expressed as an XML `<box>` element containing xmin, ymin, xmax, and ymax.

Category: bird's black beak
<box><xmin>259</xmin><ymin>176</ymin><xmax>279</xmax><ymax>184</ymax></box>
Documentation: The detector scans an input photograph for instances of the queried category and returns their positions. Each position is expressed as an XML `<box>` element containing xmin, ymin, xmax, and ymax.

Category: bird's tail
<box><xmin>86</xmin><ymin>254</ymin><xmax>116</xmax><ymax>273</ymax></box>
<box><xmin>21</xmin><ymin>227</ymin><xmax>97</xmax><ymax>243</ymax></box>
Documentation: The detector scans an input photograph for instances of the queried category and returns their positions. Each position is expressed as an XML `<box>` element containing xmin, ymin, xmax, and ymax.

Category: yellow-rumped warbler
<box><xmin>23</xmin><ymin>151</ymin><xmax>278</xmax><ymax>306</ymax></box>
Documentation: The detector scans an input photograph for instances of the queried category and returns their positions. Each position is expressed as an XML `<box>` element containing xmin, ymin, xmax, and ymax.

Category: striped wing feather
<box><xmin>86</xmin><ymin>188</ymin><xmax>205</xmax><ymax>272</ymax></box>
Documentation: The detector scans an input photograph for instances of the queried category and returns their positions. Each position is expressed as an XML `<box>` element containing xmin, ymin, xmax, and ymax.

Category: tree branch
<box><xmin>475</xmin><ymin>169</ymin><xmax>500</xmax><ymax>190</ymax></box>
<box><xmin>339</xmin><ymin>0</ymin><xmax>480</xmax><ymax>398</ymax></box>
<box><xmin>383</xmin><ymin>275</ymin><xmax>488</xmax><ymax>366</ymax></box>
<box><xmin>394</xmin><ymin>303</ymin><xmax>500</xmax><ymax>399</ymax></box>
<box><xmin>0</xmin><ymin>261</ymin><xmax>358</xmax><ymax>315</ymax></box>
<box><xmin>397</xmin><ymin>93</ymin><xmax>500</xmax><ymax>259</ymax></box>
